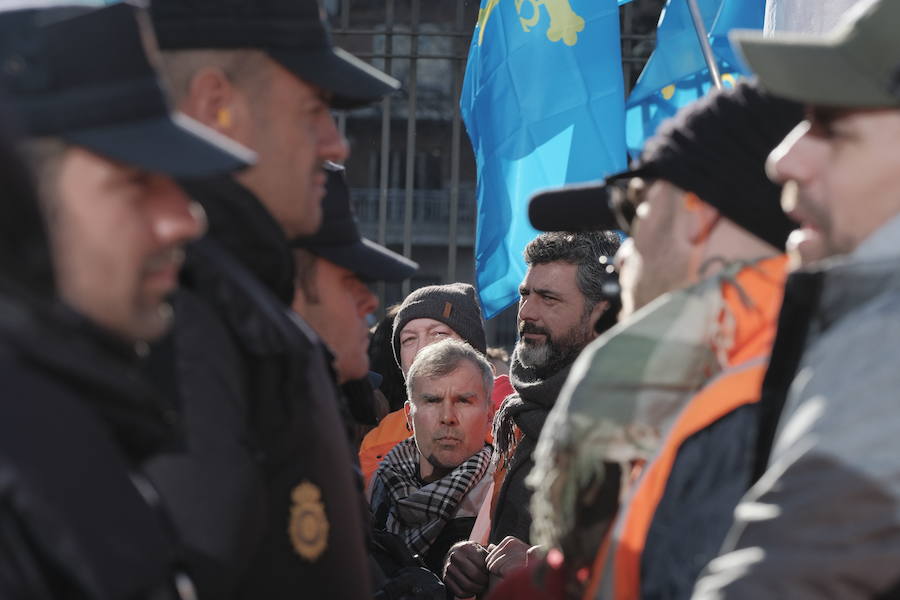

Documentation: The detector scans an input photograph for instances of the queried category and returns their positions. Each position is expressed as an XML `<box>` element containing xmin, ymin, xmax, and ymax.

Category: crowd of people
<box><xmin>1</xmin><ymin>0</ymin><xmax>900</xmax><ymax>599</ymax></box>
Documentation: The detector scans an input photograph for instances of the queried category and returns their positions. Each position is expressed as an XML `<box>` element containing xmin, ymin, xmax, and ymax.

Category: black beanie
<box><xmin>631</xmin><ymin>79</ymin><xmax>803</xmax><ymax>249</ymax></box>
<box><xmin>392</xmin><ymin>283</ymin><xmax>487</xmax><ymax>367</ymax></box>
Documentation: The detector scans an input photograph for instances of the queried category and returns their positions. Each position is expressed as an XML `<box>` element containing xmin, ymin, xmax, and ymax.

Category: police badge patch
<box><xmin>288</xmin><ymin>481</ymin><xmax>329</xmax><ymax>561</ymax></box>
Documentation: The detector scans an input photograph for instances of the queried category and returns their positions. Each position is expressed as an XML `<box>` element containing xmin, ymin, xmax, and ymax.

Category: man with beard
<box><xmin>442</xmin><ymin>231</ymin><xmax>620</xmax><ymax>599</ymax></box>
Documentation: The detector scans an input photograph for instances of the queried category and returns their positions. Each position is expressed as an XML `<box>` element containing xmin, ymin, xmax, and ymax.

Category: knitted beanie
<box><xmin>392</xmin><ymin>283</ymin><xmax>487</xmax><ymax>366</ymax></box>
<box><xmin>628</xmin><ymin>79</ymin><xmax>803</xmax><ymax>249</ymax></box>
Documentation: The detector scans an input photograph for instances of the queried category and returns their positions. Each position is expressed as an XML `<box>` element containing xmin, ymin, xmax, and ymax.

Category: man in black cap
<box><xmin>143</xmin><ymin>1</ymin><xmax>400</xmax><ymax>598</ymax></box>
<box><xmin>505</xmin><ymin>81</ymin><xmax>800</xmax><ymax>600</ymax></box>
<box><xmin>0</xmin><ymin>3</ymin><xmax>251</xmax><ymax>598</ymax></box>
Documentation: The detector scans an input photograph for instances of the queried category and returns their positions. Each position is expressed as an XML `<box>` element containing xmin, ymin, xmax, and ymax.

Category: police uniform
<box><xmin>143</xmin><ymin>2</ymin><xmax>400</xmax><ymax>598</ymax></box>
<box><xmin>0</xmin><ymin>3</ymin><xmax>250</xmax><ymax>597</ymax></box>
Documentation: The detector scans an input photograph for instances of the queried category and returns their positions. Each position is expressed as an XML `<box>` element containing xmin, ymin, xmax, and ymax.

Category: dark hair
<box><xmin>523</xmin><ymin>231</ymin><xmax>620</xmax><ymax>313</ymax></box>
<box><xmin>368</xmin><ymin>303</ymin><xmax>407</xmax><ymax>411</ymax></box>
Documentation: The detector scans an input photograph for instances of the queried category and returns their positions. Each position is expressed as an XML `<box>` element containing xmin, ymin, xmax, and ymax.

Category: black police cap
<box><xmin>150</xmin><ymin>0</ymin><xmax>400</xmax><ymax>109</ymax></box>
<box><xmin>291</xmin><ymin>164</ymin><xmax>418</xmax><ymax>283</ymax></box>
<box><xmin>0</xmin><ymin>2</ymin><xmax>254</xmax><ymax>178</ymax></box>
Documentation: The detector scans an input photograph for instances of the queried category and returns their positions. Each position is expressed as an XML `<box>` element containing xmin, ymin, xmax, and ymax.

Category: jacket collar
<box><xmin>792</xmin><ymin>215</ymin><xmax>900</xmax><ymax>335</ymax></box>
<box><xmin>181</xmin><ymin>176</ymin><xmax>296</xmax><ymax>305</ymax></box>
<box><xmin>0</xmin><ymin>289</ymin><xmax>177</xmax><ymax>462</ymax></box>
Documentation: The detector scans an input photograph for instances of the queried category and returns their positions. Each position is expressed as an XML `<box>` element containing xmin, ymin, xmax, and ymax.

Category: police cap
<box><xmin>150</xmin><ymin>0</ymin><xmax>400</xmax><ymax>109</ymax></box>
<box><xmin>0</xmin><ymin>2</ymin><xmax>255</xmax><ymax>178</ymax></box>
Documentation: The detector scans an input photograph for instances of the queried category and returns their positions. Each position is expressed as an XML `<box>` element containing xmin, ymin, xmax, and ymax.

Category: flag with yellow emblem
<box><xmin>625</xmin><ymin>0</ymin><xmax>765</xmax><ymax>155</ymax></box>
<box><xmin>460</xmin><ymin>0</ymin><xmax>629</xmax><ymax>319</ymax></box>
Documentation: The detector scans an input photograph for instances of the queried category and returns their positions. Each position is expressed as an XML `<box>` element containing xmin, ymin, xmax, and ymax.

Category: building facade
<box><xmin>328</xmin><ymin>0</ymin><xmax>663</xmax><ymax>349</ymax></box>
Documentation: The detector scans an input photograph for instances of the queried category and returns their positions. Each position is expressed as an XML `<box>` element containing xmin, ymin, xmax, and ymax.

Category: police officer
<box><xmin>144</xmin><ymin>1</ymin><xmax>400</xmax><ymax>598</ymax></box>
<box><xmin>291</xmin><ymin>165</ymin><xmax>417</xmax><ymax>445</ymax></box>
<box><xmin>0</xmin><ymin>3</ymin><xmax>252</xmax><ymax>598</ymax></box>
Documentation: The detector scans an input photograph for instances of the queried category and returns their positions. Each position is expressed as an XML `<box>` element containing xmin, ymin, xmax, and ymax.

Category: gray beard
<box><xmin>514</xmin><ymin>321</ymin><xmax>591</xmax><ymax>381</ymax></box>
<box><xmin>516</xmin><ymin>340</ymin><xmax>551</xmax><ymax>369</ymax></box>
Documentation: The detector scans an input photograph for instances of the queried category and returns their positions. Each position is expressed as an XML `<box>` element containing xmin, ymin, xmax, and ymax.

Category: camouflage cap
<box><xmin>731</xmin><ymin>0</ymin><xmax>900</xmax><ymax>107</ymax></box>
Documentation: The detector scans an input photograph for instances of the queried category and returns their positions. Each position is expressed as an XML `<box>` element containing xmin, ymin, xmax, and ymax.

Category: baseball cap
<box><xmin>529</xmin><ymin>180</ymin><xmax>633</xmax><ymax>233</ymax></box>
<box><xmin>151</xmin><ymin>0</ymin><xmax>401</xmax><ymax>109</ymax></box>
<box><xmin>0</xmin><ymin>2</ymin><xmax>255</xmax><ymax>178</ymax></box>
<box><xmin>291</xmin><ymin>164</ymin><xmax>418</xmax><ymax>282</ymax></box>
<box><xmin>529</xmin><ymin>80</ymin><xmax>802</xmax><ymax>249</ymax></box>
<box><xmin>732</xmin><ymin>0</ymin><xmax>900</xmax><ymax>107</ymax></box>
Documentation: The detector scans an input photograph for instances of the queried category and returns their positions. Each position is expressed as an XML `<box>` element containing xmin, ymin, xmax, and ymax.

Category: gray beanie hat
<box><xmin>392</xmin><ymin>283</ymin><xmax>487</xmax><ymax>366</ymax></box>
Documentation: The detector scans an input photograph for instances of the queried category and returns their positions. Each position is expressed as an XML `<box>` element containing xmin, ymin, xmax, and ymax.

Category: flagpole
<box><xmin>685</xmin><ymin>0</ymin><xmax>723</xmax><ymax>89</ymax></box>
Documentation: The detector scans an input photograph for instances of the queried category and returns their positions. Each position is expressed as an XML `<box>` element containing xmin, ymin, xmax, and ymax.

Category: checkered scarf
<box><xmin>375</xmin><ymin>438</ymin><xmax>493</xmax><ymax>557</ymax></box>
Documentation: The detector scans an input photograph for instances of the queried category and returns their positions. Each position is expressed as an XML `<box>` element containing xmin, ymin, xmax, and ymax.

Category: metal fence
<box><xmin>329</xmin><ymin>0</ymin><xmax>661</xmax><ymax>349</ymax></box>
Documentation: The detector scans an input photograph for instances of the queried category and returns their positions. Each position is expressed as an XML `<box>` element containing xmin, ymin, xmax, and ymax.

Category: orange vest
<box><xmin>359</xmin><ymin>374</ymin><xmax>515</xmax><ymax>487</ymax></box>
<box><xmin>584</xmin><ymin>255</ymin><xmax>787</xmax><ymax>600</ymax></box>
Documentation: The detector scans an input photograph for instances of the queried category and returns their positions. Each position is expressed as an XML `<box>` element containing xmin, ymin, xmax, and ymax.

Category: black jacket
<box><xmin>144</xmin><ymin>177</ymin><xmax>371</xmax><ymax>599</ymax></box>
<box><xmin>0</xmin><ymin>289</ymin><xmax>185</xmax><ymax>600</ymax></box>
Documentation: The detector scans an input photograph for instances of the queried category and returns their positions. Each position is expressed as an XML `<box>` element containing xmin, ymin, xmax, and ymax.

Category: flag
<box><xmin>461</xmin><ymin>0</ymin><xmax>628</xmax><ymax>319</ymax></box>
<box><xmin>625</xmin><ymin>0</ymin><xmax>765</xmax><ymax>156</ymax></box>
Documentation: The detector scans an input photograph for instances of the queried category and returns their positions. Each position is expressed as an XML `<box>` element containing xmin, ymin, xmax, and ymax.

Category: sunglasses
<box><xmin>608</xmin><ymin>177</ymin><xmax>652</xmax><ymax>234</ymax></box>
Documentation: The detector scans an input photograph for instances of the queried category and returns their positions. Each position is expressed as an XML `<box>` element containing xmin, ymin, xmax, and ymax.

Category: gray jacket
<box><xmin>693</xmin><ymin>214</ymin><xmax>900</xmax><ymax>599</ymax></box>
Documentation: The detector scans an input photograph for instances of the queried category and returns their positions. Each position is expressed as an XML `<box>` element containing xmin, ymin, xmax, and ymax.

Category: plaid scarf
<box><xmin>376</xmin><ymin>438</ymin><xmax>493</xmax><ymax>557</ymax></box>
<box><xmin>528</xmin><ymin>262</ymin><xmax>752</xmax><ymax>561</ymax></box>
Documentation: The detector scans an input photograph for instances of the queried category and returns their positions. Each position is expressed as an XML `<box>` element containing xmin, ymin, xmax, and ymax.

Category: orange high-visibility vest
<box><xmin>584</xmin><ymin>255</ymin><xmax>787</xmax><ymax>600</ymax></box>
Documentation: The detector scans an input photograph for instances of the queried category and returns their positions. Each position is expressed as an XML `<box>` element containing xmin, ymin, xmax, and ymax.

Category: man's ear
<box><xmin>684</xmin><ymin>193</ymin><xmax>719</xmax><ymax>246</ymax></box>
<box><xmin>404</xmin><ymin>400</ymin><xmax>413</xmax><ymax>433</ymax></box>
<box><xmin>587</xmin><ymin>299</ymin><xmax>610</xmax><ymax>339</ymax></box>
<box><xmin>181</xmin><ymin>67</ymin><xmax>251</xmax><ymax>142</ymax></box>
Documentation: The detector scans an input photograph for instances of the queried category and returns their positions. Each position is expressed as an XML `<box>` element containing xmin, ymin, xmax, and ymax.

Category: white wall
<box><xmin>764</xmin><ymin>0</ymin><xmax>869</xmax><ymax>36</ymax></box>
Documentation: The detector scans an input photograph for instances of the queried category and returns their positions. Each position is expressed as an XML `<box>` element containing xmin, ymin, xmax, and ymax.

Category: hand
<box><xmin>443</xmin><ymin>541</ymin><xmax>489</xmax><ymax>598</ymax></box>
<box><xmin>484</xmin><ymin>536</ymin><xmax>533</xmax><ymax>578</ymax></box>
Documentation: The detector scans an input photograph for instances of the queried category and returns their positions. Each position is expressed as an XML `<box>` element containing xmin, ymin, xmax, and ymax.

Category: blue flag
<box><xmin>625</xmin><ymin>0</ymin><xmax>765</xmax><ymax>156</ymax></box>
<box><xmin>461</xmin><ymin>0</ymin><xmax>628</xmax><ymax>319</ymax></box>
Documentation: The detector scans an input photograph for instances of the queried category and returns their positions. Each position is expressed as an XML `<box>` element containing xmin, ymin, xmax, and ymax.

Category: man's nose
<box><xmin>318</xmin><ymin>113</ymin><xmax>349</xmax><ymax>165</ymax></box>
<box><xmin>359</xmin><ymin>287</ymin><xmax>378</xmax><ymax>318</ymax></box>
<box><xmin>518</xmin><ymin>295</ymin><xmax>538</xmax><ymax>322</ymax></box>
<box><xmin>440</xmin><ymin>401</ymin><xmax>458</xmax><ymax>425</ymax></box>
<box><xmin>766</xmin><ymin>120</ymin><xmax>816</xmax><ymax>185</ymax></box>
<box><xmin>150</xmin><ymin>177</ymin><xmax>207</xmax><ymax>246</ymax></box>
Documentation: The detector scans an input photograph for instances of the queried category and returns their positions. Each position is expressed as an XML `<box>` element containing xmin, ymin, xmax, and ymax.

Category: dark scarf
<box><xmin>179</xmin><ymin>176</ymin><xmax>296</xmax><ymax>305</ymax></box>
<box><xmin>375</xmin><ymin>438</ymin><xmax>492</xmax><ymax>557</ymax></box>
<box><xmin>494</xmin><ymin>347</ymin><xmax>575</xmax><ymax>466</ymax></box>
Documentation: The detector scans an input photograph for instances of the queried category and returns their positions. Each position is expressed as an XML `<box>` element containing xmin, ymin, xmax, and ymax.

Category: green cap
<box><xmin>731</xmin><ymin>0</ymin><xmax>900</xmax><ymax>107</ymax></box>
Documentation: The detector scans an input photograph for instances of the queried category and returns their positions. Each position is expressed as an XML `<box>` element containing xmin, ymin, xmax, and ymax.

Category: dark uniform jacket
<box><xmin>0</xmin><ymin>289</ymin><xmax>185</xmax><ymax>600</ymax></box>
<box><xmin>144</xmin><ymin>177</ymin><xmax>371</xmax><ymax>600</ymax></box>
